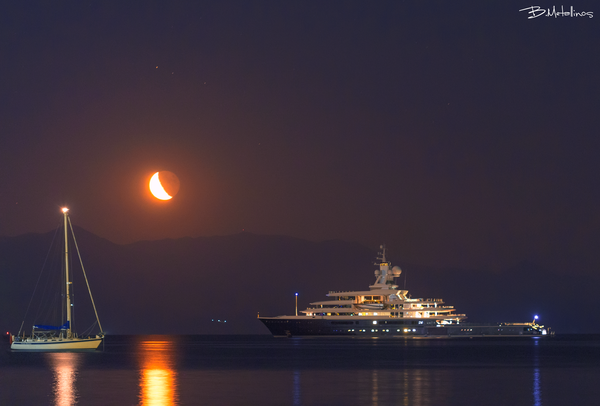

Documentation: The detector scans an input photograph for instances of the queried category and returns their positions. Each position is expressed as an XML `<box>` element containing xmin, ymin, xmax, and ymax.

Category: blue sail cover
<box><xmin>33</xmin><ymin>321</ymin><xmax>70</xmax><ymax>330</ymax></box>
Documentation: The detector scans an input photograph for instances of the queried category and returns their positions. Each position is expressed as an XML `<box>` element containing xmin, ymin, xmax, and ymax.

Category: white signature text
<box><xmin>520</xmin><ymin>5</ymin><xmax>593</xmax><ymax>19</ymax></box>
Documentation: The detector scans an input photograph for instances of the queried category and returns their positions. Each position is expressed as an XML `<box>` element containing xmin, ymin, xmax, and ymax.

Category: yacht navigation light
<box><xmin>61</xmin><ymin>207</ymin><xmax>69</xmax><ymax>213</ymax></box>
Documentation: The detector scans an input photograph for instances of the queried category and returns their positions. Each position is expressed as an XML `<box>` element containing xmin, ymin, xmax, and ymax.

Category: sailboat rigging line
<box><xmin>82</xmin><ymin>320</ymin><xmax>99</xmax><ymax>336</ymax></box>
<box><xmin>17</xmin><ymin>225</ymin><xmax>61</xmax><ymax>336</ymax></box>
<box><xmin>68</xmin><ymin>217</ymin><xmax>104</xmax><ymax>334</ymax></box>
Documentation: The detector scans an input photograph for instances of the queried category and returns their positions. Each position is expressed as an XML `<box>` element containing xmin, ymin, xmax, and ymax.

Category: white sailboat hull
<box><xmin>11</xmin><ymin>336</ymin><xmax>102</xmax><ymax>351</ymax></box>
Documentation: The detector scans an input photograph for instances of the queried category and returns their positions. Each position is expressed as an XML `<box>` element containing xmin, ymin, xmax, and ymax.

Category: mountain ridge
<box><xmin>1</xmin><ymin>228</ymin><xmax>596</xmax><ymax>334</ymax></box>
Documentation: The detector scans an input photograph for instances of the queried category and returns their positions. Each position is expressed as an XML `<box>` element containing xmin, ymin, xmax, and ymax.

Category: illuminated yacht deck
<box><xmin>259</xmin><ymin>245</ymin><xmax>549</xmax><ymax>337</ymax></box>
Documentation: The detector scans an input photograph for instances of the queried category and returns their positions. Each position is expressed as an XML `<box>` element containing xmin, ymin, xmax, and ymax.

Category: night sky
<box><xmin>1</xmin><ymin>1</ymin><xmax>598</xmax><ymax>277</ymax></box>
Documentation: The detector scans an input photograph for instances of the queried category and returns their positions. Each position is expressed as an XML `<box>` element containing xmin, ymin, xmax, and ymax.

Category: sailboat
<box><xmin>11</xmin><ymin>208</ymin><xmax>104</xmax><ymax>350</ymax></box>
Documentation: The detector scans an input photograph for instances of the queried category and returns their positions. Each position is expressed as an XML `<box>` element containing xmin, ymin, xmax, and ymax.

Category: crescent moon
<box><xmin>149</xmin><ymin>172</ymin><xmax>172</xmax><ymax>200</ymax></box>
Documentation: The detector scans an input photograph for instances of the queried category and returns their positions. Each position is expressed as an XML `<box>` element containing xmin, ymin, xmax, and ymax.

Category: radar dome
<box><xmin>392</xmin><ymin>266</ymin><xmax>402</xmax><ymax>277</ymax></box>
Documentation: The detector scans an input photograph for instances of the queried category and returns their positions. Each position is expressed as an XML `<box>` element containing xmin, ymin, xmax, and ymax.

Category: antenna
<box><xmin>375</xmin><ymin>244</ymin><xmax>387</xmax><ymax>264</ymax></box>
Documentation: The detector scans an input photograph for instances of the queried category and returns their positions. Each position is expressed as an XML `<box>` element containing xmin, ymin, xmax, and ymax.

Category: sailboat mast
<box><xmin>62</xmin><ymin>207</ymin><xmax>72</xmax><ymax>338</ymax></box>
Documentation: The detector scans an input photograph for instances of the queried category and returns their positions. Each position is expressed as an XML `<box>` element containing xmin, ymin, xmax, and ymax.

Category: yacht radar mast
<box><xmin>371</xmin><ymin>244</ymin><xmax>401</xmax><ymax>289</ymax></box>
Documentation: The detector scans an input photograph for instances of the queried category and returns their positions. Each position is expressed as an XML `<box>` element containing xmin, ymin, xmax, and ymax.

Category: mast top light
<box><xmin>62</xmin><ymin>208</ymin><xmax>69</xmax><ymax>213</ymax></box>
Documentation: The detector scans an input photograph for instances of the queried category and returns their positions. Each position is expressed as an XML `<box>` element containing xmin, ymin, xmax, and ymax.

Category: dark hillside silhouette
<box><xmin>1</xmin><ymin>229</ymin><xmax>595</xmax><ymax>334</ymax></box>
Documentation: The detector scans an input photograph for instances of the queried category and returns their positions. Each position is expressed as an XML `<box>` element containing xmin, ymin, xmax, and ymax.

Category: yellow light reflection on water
<box><xmin>46</xmin><ymin>352</ymin><xmax>82</xmax><ymax>406</ymax></box>
<box><xmin>372</xmin><ymin>369</ymin><xmax>379</xmax><ymax>406</ymax></box>
<box><xmin>138</xmin><ymin>337</ymin><xmax>179</xmax><ymax>406</ymax></box>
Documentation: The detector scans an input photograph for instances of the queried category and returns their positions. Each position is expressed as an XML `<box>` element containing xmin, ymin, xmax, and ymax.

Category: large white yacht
<box><xmin>259</xmin><ymin>246</ymin><xmax>550</xmax><ymax>338</ymax></box>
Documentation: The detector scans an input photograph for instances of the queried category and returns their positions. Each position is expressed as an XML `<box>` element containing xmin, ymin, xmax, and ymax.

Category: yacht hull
<box><xmin>259</xmin><ymin>317</ymin><xmax>546</xmax><ymax>338</ymax></box>
<box><xmin>11</xmin><ymin>337</ymin><xmax>102</xmax><ymax>351</ymax></box>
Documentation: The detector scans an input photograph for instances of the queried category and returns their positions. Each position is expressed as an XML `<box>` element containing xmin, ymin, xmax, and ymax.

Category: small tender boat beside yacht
<box><xmin>259</xmin><ymin>245</ymin><xmax>550</xmax><ymax>338</ymax></box>
<box><xmin>10</xmin><ymin>208</ymin><xmax>104</xmax><ymax>351</ymax></box>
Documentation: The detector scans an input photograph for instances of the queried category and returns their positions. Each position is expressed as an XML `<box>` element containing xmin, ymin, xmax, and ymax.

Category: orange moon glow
<box><xmin>149</xmin><ymin>171</ymin><xmax>180</xmax><ymax>200</ymax></box>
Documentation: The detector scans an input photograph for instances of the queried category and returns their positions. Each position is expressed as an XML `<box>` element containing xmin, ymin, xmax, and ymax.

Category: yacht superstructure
<box><xmin>259</xmin><ymin>246</ymin><xmax>549</xmax><ymax>338</ymax></box>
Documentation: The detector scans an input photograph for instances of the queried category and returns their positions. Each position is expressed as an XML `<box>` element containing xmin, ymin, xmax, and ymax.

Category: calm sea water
<box><xmin>1</xmin><ymin>334</ymin><xmax>599</xmax><ymax>406</ymax></box>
